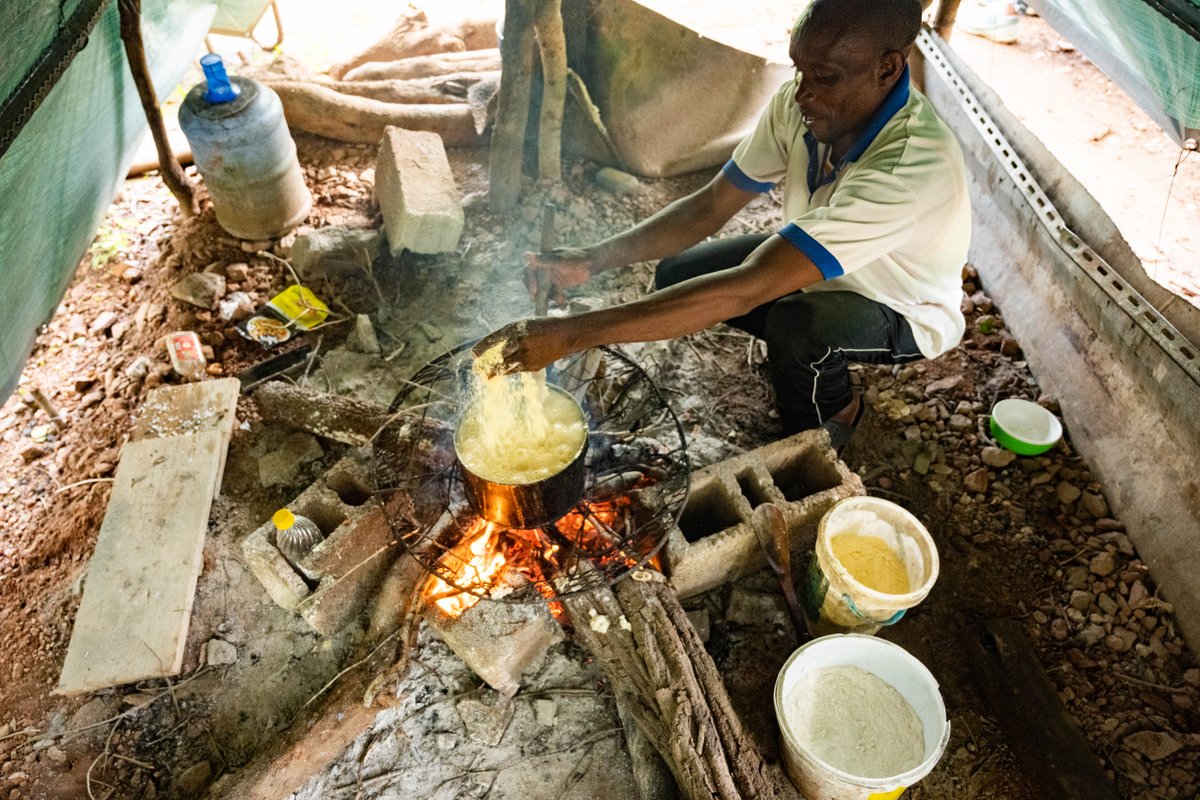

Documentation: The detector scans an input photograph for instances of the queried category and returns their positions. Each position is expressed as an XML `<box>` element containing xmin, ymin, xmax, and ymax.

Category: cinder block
<box><xmin>240</xmin><ymin>530</ymin><xmax>311</xmax><ymax>611</ymax></box>
<box><xmin>375</xmin><ymin>127</ymin><xmax>464</xmax><ymax>255</ymax></box>
<box><xmin>664</xmin><ymin>429</ymin><xmax>864</xmax><ymax>599</ymax></box>
<box><xmin>241</xmin><ymin>454</ymin><xmax>403</xmax><ymax>635</ymax></box>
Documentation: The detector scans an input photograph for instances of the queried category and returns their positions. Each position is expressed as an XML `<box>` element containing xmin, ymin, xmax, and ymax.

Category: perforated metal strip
<box><xmin>918</xmin><ymin>30</ymin><xmax>1200</xmax><ymax>388</ymax></box>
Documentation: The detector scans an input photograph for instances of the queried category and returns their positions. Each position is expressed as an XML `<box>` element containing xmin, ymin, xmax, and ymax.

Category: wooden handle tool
<box><xmin>751</xmin><ymin>502</ymin><xmax>808</xmax><ymax>640</ymax></box>
<box><xmin>534</xmin><ymin>202</ymin><xmax>557</xmax><ymax>316</ymax></box>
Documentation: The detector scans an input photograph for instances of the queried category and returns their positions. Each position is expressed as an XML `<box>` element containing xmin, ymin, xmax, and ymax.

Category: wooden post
<box><xmin>489</xmin><ymin>0</ymin><xmax>538</xmax><ymax>211</ymax></box>
<box><xmin>934</xmin><ymin>0</ymin><xmax>965</xmax><ymax>40</ymax></box>
<box><xmin>533</xmin><ymin>0</ymin><xmax>567</xmax><ymax>181</ymax></box>
<box><xmin>117</xmin><ymin>0</ymin><xmax>198</xmax><ymax>217</ymax></box>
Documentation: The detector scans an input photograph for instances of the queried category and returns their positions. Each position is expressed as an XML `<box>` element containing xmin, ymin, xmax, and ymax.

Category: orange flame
<box><xmin>427</xmin><ymin>519</ymin><xmax>507</xmax><ymax>617</ymax></box>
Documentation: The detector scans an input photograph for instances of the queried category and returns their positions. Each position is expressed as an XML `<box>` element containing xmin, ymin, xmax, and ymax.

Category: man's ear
<box><xmin>878</xmin><ymin>51</ymin><xmax>905</xmax><ymax>86</ymax></box>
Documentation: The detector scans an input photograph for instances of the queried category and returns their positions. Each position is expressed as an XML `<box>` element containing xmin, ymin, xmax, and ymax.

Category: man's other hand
<box><xmin>524</xmin><ymin>248</ymin><xmax>594</xmax><ymax>306</ymax></box>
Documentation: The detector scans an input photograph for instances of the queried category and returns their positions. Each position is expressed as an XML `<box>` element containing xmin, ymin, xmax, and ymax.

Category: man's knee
<box><xmin>762</xmin><ymin>294</ymin><xmax>834</xmax><ymax>365</ymax></box>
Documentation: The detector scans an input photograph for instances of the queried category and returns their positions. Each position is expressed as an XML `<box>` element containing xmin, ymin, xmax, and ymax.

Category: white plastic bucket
<box><xmin>801</xmin><ymin>496</ymin><xmax>939</xmax><ymax>637</ymax></box>
<box><xmin>774</xmin><ymin>634</ymin><xmax>950</xmax><ymax>800</ymax></box>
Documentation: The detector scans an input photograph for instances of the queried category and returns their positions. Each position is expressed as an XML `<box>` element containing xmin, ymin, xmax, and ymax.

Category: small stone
<box><xmin>1090</xmin><ymin>551</ymin><xmax>1117</xmax><ymax>577</ymax></box>
<box><xmin>218</xmin><ymin>291</ymin><xmax>255</xmax><ymax>322</ymax></box>
<box><xmin>44</xmin><ymin>747</ymin><xmax>66</xmax><ymax>765</ymax></box>
<box><xmin>457</xmin><ymin>698</ymin><xmax>514</xmax><ymax>747</ymax></box>
<box><xmin>948</xmin><ymin>414</ymin><xmax>973</xmax><ymax>431</ymax></box>
<box><xmin>18</xmin><ymin>442</ymin><xmax>46</xmax><ymax>463</ymax></box>
<box><xmin>1124</xmin><ymin>731</ymin><xmax>1181</xmax><ymax>761</ymax></box>
<box><xmin>1079</xmin><ymin>623</ymin><xmax>1106</xmax><ymax>646</ymax></box>
<box><xmin>257</xmin><ymin>432</ymin><xmax>325</xmax><ymax>487</ymax></box>
<box><xmin>291</xmin><ymin>226</ymin><xmax>383</xmax><ymax>281</ymax></box>
<box><xmin>224</xmin><ymin>263</ymin><xmax>250</xmax><ymax>282</ymax></box>
<box><xmin>1081</xmin><ymin>492</ymin><xmax>1109</xmax><ymax>518</ymax></box>
<box><xmin>924</xmin><ymin>375</ymin><xmax>963</xmax><ymax>394</ymax></box>
<box><xmin>963</xmin><ymin>467</ymin><xmax>989</xmax><ymax>494</ymax></box>
<box><xmin>594</xmin><ymin>166</ymin><xmax>642</xmax><ymax>196</ymax></box>
<box><xmin>976</xmin><ymin>314</ymin><xmax>998</xmax><ymax>334</ymax></box>
<box><xmin>435</xmin><ymin>733</ymin><xmax>458</xmax><ymax>750</ymax></box>
<box><xmin>1182</xmin><ymin>668</ymin><xmax>1200</xmax><ymax>687</ymax></box>
<box><xmin>205</xmin><ymin>639</ymin><xmax>237</xmax><ymax>666</ymax></box>
<box><xmin>170</xmin><ymin>273</ymin><xmax>226</xmax><ymax>310</ymax></box>
<box><xmin>175</xmin><ymin>760</ymin><xmax>212</xmax><ymax>797</ymax></box>
<box><xmin>1065</xmin><ymin>566</ymin><xmax>1090</xmax><ymax>591</ymax></box>
<box><xmin>344</xmin><ymin>314</ymin><xmax>381</xmax><ymax>354</ymax></box>
<box><xmin>999</xmin><ymin>332</ymin><xmax>1022</xmax><ymax>358</ymax></box>
<box><xmin>89</xmin><ymin>311</ymin><xmax>119</xmax><ymax>335</ymax></box>
<box><xmin>1097</xmin><ymin>593</ymin><xmax>1119</xmax><ymax>616</ymax></box>
<box><xmin>981</xmin><ymin>446</ymin><xmax>1016</xmax><ymax>469</ymax></box>
<box><xmin>1096</xmin><ymin>518</ymin><xmax>1125</xmax><ymax>533</ymax></box>
<box><xmin>417</xmin><ymin>321</ymin><xmax>444</xmax><ymax>342</ymax></box>
<box><xmin>1057</xmin><ymin>481</ymin><xmax>1082</xmax><ymax>505</ymax></box>
<box><xmin>1105</xmin><ymin>628</ymin><xmax>1136</xmax><ymax>653</ymax></box>
<box><xmin>1049</xmin><ymin>618</ymin><xmax>1069</xmax><ymax>641</ymax></box>
<box><xmin>533</xmin><ymin>698</ymin><xmax>558</xmax><ymax>727</ymax></box>
<box><xmin>1068</xmin><ymin>590</ymin><xmax>1093</xmax><ymax>611</ymax></box>
<box><xmin>240</xmin><ymin>239</ymin><xmax>273</xmax><ymax>254</ymax></box>
<box><xmin>1127</xmin><ymin>580</ymin><xmax>1149</xmax><ymax>607</ymax></box>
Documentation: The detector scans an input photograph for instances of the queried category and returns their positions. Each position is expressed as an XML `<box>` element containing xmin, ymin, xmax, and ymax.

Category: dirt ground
<box><xmin>1</xmin><ymin>3</ymin><xmax>1199</xmax><ymax>800</ymax></box>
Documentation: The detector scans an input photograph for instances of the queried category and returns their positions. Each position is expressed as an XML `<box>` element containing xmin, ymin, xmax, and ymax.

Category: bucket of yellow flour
<box><xmin>774</xmin><ymin>634</ymin><xmax>950</xmax><ymax>800</ymax></box>
<box><xmin>801</xmin><ymin>497</ymin><xmax>939</xmax><ymax>637</ymax></box>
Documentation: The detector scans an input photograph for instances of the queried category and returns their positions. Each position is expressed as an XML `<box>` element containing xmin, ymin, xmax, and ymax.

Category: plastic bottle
<box><xmin>272</xmin><ymin>508</ymin><xmax>325</xmax><ymax>563</ymax></box>
<box><xmin>178</xmin><ymin>54</ymin><xmax>311</xmax><ymax>240</ymax></box>
<box><xmin>165</xmin><ymin>331</ymin><xmax>207</xmax><ymax>381</ymax></box>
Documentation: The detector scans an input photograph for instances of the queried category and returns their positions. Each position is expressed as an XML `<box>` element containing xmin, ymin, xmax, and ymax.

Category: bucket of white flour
<box><xmin>774</xmin><ymin>634</ymin><xmax>949</xmax><ymax>800</ymax></box>
<box><xmin>801</xmin><ymin>496</ymin><xmax>939</xmax><ymax>637</ymax></box>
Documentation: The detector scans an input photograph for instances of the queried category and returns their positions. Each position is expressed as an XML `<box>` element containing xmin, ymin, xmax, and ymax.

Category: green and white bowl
<box><xmin>989</xmin><ymin>398</ymin><xmax>1062</xmax><ymax>456</ymax></box>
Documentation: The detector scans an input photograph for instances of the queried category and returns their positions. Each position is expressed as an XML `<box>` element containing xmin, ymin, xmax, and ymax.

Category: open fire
<box><xmin>423</xmin><ymin>491</ymin><xmax>650</xmax><ymax>619</ymax></box>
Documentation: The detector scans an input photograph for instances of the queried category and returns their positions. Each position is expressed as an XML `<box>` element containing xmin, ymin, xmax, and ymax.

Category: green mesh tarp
<box><xmin>1035</xmin><ymin>0</ymin><xmax>1200</xmax><ymax>144</ymax></box>
<box><xmin>0</xmin><ymin>0</ymin><xmax>214</xmax><ymax>400</ymax></box>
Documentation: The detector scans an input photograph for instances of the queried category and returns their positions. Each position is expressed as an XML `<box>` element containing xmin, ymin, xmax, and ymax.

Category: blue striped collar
<box><xmin>805</xmin><ymin>64</ymin><xmax>911</xmax><ymax>194</ymax></box>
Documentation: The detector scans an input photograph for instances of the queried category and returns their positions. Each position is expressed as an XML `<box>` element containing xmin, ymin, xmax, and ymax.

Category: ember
<box><xmin>425</xmin><ymin>519</ymin><xmax>506</xmax><ymax>616</ymax></box>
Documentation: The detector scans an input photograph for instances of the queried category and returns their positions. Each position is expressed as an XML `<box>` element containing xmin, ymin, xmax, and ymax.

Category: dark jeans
<box><xmin>655</xmin><ymin>234</ymin><xmax>924</xmax><ymax>433</ymax></box>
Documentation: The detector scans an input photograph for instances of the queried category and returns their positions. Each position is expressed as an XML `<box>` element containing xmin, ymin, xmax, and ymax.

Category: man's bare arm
<box><xmin>481</xmin><ymin>234</ymin><xmax>826</xmax><ymax>373</ymax></box>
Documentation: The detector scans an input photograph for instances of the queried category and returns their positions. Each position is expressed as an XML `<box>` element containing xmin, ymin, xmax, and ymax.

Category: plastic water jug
<box><xmin>178</xmin><ymin>54</ymin><xmax>311</xmax><ymax>240</ymax></box>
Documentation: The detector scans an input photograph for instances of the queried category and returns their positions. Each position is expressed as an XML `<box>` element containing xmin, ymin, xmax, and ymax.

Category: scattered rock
<box><xmin>533</xmin><ymin>698</ymin><xmax>558</xmax><ymax>727</ymax></box>
<box><xmin>976</xmin><ymin>314</ymin><xmax>998</xmax><ymax>334</ymax></box>
<box><xmin>257</xmin><ymin>432</ymin><xmax>325</xmax><ymax>487</ymax></box>
<box><xmin>89</xmin><ymin>311</ymin><xmax>119</xmax><ymax>335</ymax></box>
<box><xmin>963</xmin><ymin>467</ymin><xmax>989</xmax><ymax>494</ymax></box>
<box><xmin>175</xmin><ymin>760</ymin><xmax>213</xmax><ymax>797</ymax></box>
<box><xmin>170</xmin><ymin>273</ymin><xmax>226</xmax><ymax>310</ymax></box>
<box><xmin>344</xmin><ymin>314</ymin><xmax>381</xmax><ymax>354</ymax></box>
<box><xmin>1049</xmin><ymin>618</ymin><xmax>1069</xmax><ymax>641</ymax></box>
<box><xmin>1068</xmin><ymin>590</ymin><xmax>1092</xmax><ymax>611</ymax></box>
<box><xmin>457</xmin><ymin>698</ymin><xmax>514</xmax><ymax>747</ymax></box>
<box><xmin>218</xmin><ymin>291</ymin><xmax>256</xmax><ymax>322</ymax></box>
<box><xmin>1080</xmin><ymin>492</ymin><xmax>1109</xmax><ymax>518</ymax></box>
<box><xmin>17</xmin><ymin>442</ymin><xmax>46</xmax><ymax>463</ymax></box>
<box><xmin>924</xmin><ymin>375</ymin><xmax>963</xmax><ymax>394</ymax></box>
<box><xmin>1089</xmin><ymin>551</ymin><xmax>1117</xmax><ymax>577</ymax></box>
<box><xmin>981</xmin><ymin>446</ymin><xmax>1016</xmax><ymax>469</ymax></box>
<box><xmin>224</xmin><ymin>262</ymin><xmax>250</xmax><ymax>282</ymax></box>
<box><xmin>205</xmin><ymin>638</ymin><xmax>238</xmax><ymax>667</ymax></box>
<box><xmin>1079</xmin><ymin>624</ymin><xmax>1106</xmax><ymax>646</ymax></box>
<box><xmin>1124</xmin><ymin>731</ymin><xmax>1181</xmax><ymax>761</ymax></box>
<box><xmin>291</xmin><ymin>225</ymin><xmax>383</xmax><ymax>281</ymax></box>
<box><xmin>1056</xmin><ymin>481</ymin><xmax>1082</xmax><ymax>505</ymax></box>
<box><xmin>948</xmin><ymin>414</ymin><xmax>973</xmax><ymax>431</ymax></box>
<box><xmin>594</xmin><ymin>166</ymin><xmax>642</xmax><ymax>196</ymax></box>
<box><xmin>1105</xmin><ymin>628</ymin><xmax>1136</xmax><ymax>653</ymax></box>
<box><xmin>44</xmin><ymin>747</ymin><xmax>67</xmax><ymax>765</ymax></box>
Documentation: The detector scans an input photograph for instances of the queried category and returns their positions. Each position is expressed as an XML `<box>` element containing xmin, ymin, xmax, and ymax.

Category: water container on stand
<box><xmin>178</xmin><ymin>54</ymin><xmax>311</xmax><ymax>240</ymax></box>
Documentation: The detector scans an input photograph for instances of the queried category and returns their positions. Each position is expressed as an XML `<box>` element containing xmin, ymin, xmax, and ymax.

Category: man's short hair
<box><xmin>797</xmin><ymin>0</ymin><xmax>924</xmax><ymax>54</ymax></box>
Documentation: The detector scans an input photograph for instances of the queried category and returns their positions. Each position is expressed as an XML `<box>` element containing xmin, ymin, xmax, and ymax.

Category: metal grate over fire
<box><xmin>371</xmin><ymin>344</ymin><xmax>689</xmax><ymax>615</ymax></box>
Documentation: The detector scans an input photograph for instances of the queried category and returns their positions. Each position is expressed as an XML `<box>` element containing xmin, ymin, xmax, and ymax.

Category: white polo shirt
<box><xmin>722</xmin><ymin>66</ymin><xmax>971</xmax><ymax>358</ymax></box>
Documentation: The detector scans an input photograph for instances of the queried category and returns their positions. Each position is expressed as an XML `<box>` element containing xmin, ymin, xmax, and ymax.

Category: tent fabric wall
<box><xmin>1035</xmin><ymin>0</ymin><xmax>1200</xmax><ymax>144</ymax></box>
<box><xmin>0</xmin><ymin>0</ymin><xmax>215</xmax><ymax>400</ymax></box>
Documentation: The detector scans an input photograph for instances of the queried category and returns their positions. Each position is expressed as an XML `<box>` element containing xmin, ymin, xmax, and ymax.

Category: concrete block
<box><xmin>375</xmin><ymin>127</ymin><xmax>464</xmax><ymax>255</ymax></box>
<box><xmin>428</xmin><ymin>593</ymin><xmax>565</xmax><ymax>697</ymax></box>
<box><xmin>290</xmin><ymin>225</ymin><xmax>383</xmax><ymax>281</ymax></box>
<box><xmin>241</xmin><ymin>454</ymin><xmax>403</xmax><ymax>635</ymax></box>
<box><xmin>664</xmin><ymin>429</ymin><xmax>864</xmax><ymax>599</ymax></box>
<box><xmin>240</xmin><ymin>530</ymin><xmax>311</xmax><ymax>611</ymax></box>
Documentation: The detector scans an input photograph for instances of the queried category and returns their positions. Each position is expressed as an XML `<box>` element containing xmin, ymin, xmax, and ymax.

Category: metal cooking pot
<box><xmin>455</xmin><ymin>384</ymin><xmax>589</xmax><ymax>529</ymax></box>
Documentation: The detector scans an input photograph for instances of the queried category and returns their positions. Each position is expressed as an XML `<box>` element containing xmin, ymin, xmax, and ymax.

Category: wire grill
<box><xmin>371</xmin><ymin>343</ymin><xmax>689</xmax><ymax>602</ymax></box>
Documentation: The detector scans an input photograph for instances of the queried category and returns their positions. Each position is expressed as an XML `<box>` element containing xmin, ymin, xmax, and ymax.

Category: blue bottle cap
<box><xmin>199</xmin><ymin>53</ymin><xmax>239</xmax><ymax>103</ymax></box>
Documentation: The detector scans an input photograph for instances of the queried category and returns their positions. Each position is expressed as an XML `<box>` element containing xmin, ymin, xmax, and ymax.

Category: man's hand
<box><xmin>473</xmin><ymin>317</ymin><xmax>574</xmax><ymax>376</ymax></box>
<box><xmin>524</xmin><ymin>248</ymin><xmax>595</xmax><ymax>307</ymax></box>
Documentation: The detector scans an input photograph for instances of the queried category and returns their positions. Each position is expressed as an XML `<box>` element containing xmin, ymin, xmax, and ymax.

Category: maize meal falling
<box><xmin>455</xmin><ymin>342</ymin><xmax>587</xmax><ymax>485</ymax></box>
